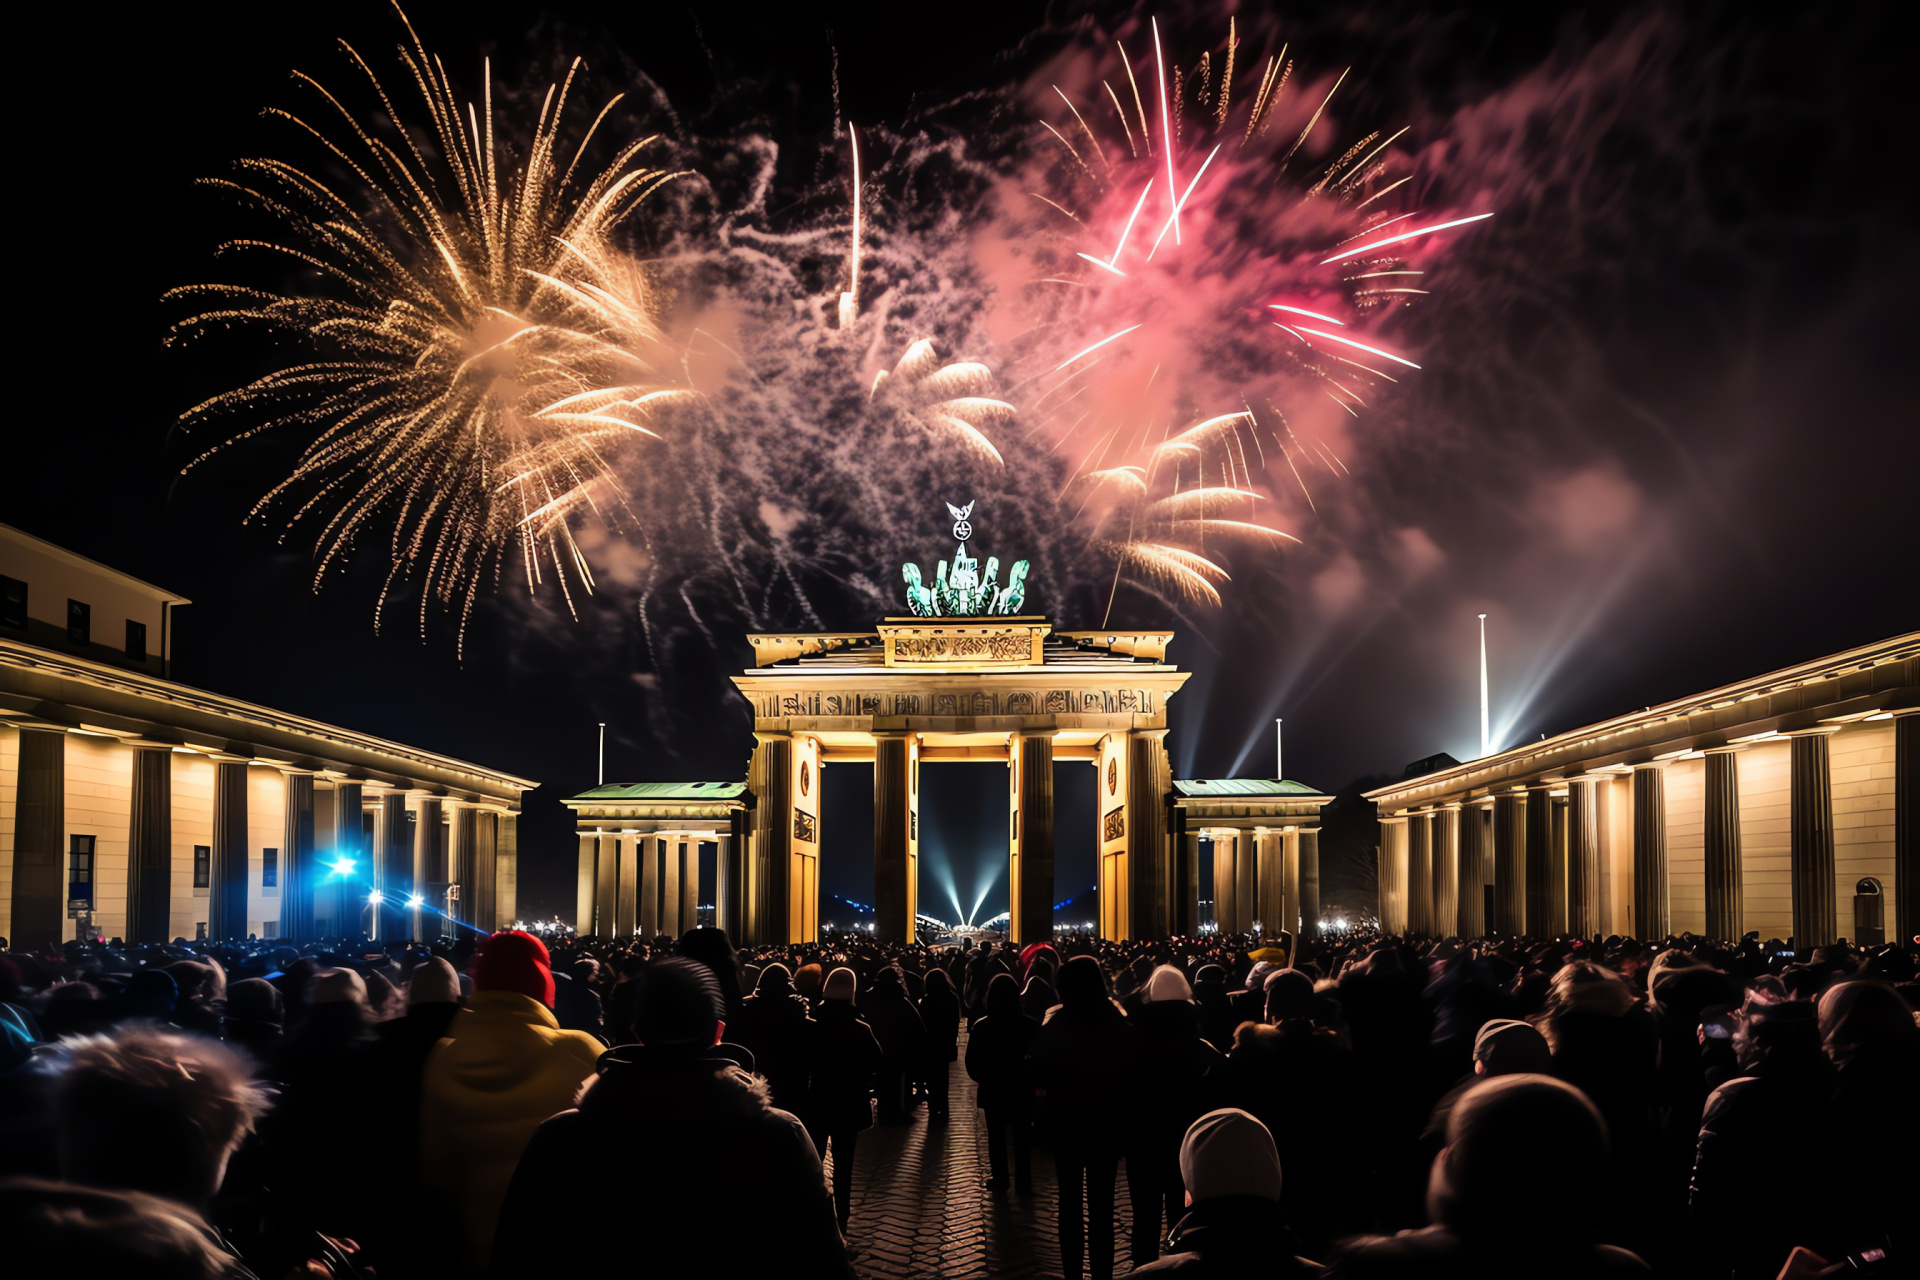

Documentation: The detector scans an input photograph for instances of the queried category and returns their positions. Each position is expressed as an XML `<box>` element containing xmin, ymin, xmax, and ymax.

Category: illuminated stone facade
<box><xmin>0</xmin><ymin>528</ymin><xmax>533</xmax><ymax>948</ymax></box>
<box><xmin>1367</xmin><ymin>632</ymin><xmax>1920</xmax><ymax>946</ymax></box>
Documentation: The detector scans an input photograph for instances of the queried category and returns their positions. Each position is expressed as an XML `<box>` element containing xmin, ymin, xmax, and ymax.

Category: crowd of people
<box><xmin>0</xmin><ymin>919</ymin><xmax>1913</xmax><ymax>1278</ymax></box>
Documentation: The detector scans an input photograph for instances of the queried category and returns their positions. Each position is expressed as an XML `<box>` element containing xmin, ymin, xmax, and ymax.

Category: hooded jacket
<box><xmin>806</xmin><ymin>999</ymin><xmax>883</xmax><ymax>1133</ymax></box>
<box><xmin>420</xmin><ymin>990</ymin><xmax>602</xmax><ymax>1274</ymax></box>
<box><xmin>489</xmin><ymin>1045</ymin><xmax>854</xmax><ymax>1278</ymax></box>
<box><xmin>1131</xmin><ymin>1198</ymin><xmax>1323</xmax><ymax>1276</ymax></box>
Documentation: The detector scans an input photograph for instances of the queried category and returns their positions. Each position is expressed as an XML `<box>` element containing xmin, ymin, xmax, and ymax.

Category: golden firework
<box><xmin>170</xmin><ymin>7</ymin><xmax>691</xmax><ymax>646</ymax></box>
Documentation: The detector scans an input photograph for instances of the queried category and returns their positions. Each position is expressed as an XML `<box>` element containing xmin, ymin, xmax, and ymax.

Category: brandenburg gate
<box><xmin>566</xmin><ymin>503</ymin><xmax>1330</xmax><ymax>946</ymax></box>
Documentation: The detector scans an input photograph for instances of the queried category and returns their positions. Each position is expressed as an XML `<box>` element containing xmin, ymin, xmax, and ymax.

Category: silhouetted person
<box><xmin>731</xmin><ymin>962</ymin><xmax>815</xmax><ymax>1114</ymax></box>
<box><xmin>964</xmin><ymin>972</ymin><xmax>1037</xmax><ymax>1193</ymax></box>
<box><xmin>918</xmin><ymin>966</ymin><xmax>961</xmax><ymax>1123</ymax></box>
<box><xmin>1128</xmin><ymin>965</ymin><xmax>1223</xmax><ymax>1266</ymax></box>
<box><xmin>1328</xmin><ymin>1074</ymin><xmax>1649</xmax><ymax>1279</ymax></box>
<box><xmin>1032</xmin><ymin>955</ymin><xmax>1138</xmax><ymax>1280</ymax></box>
<box><xmin>1131</xmin><ymin>1107</ymin><xmax>1322</xmax><ymax>1276</ymax></box>
<box><xmin>862</xmin><ymin>964</ymin><xmax>925</xmax><ymax>1123</ymax></box>
<box><xmin>807</xmin><ymin>967</ymin><xmax>882</xmax><ymax>1231</ymax></box>
<box><xmin>491</xmin><ymin>957</ymin><xmax>853</xmax><ymax>1278</ymax></box>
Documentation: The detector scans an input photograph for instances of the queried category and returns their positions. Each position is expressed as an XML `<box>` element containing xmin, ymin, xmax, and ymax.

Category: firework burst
<box><xmin>997</xmin><ymin>14</ymin><xmax>1492</xmax><ymax>621</ymax></box>
<box><xmin>168</xmin><ymin>7</ymin><xmax>692</xmax><ymax>647</ymax></box>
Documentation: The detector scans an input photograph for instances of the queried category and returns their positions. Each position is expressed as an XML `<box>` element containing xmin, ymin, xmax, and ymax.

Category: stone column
<box><xmin>1211</xmin><ymin>835</ymin><xmax>1233</xmax><ymax>932</ymax></box>
<box><xmin>714</xmin><ymin>835</ymin><xmax>732</xmax><ymax>939</ymax></box>
<box><xmin>1461</xmin><ymin>805</ymin><xmax>1491</xmax><ymax>937</ymax></box>
<box><xmin>1254</xmin><ymin>831</ymin><xmax>1281</xmax><ymax>934</ymax></box>
<box><xmin>1633</xmin><ymin>765</ymin><xmax>1669</xmax><ymax>939</ymax></box>
<box><xmin>572</xmin><ymin>834</ymin><xmax>593</xmax><ymax>935</ymax></box>
<box><xmin>1492</xmin><ymin>792</ymin><xmax>1525</xmax><ymax>936</ymax></box>
<box><xmin>1408</xmin><ymin>814</ymin><xmax>1432</xmax><ymax>936</ymax></box>
<box><xmin>1126</xmin><ymin>730</ymin><xmax>1172</xmax><ymax>940</ymax></box>
<box><xmin>11</xmin><ymin>729</ymin><xmax>65</xmax><ymax>951</ymax></box>
<box><xmin>1704</xmin><ymin>751</ymin><xmax>1744</xmax><ymax>941</ymax></box>
<box><xmin>333</xmin><ymin>782</ymin><xmax>363</xmax><ymax>938</ymax></box>
<box><xmin>450</xmin><ymin>806</ymin><xmax>475</xmax><ymax>934</ymax></box>
<box><xmin>1544</xmin><ymin>800</ymin><xmax>1565</xmax><ymax>936</ymax></box>
<box><xmin>748</xmin><ymin>734</ymin><xmax>792</xmax><ymax>946</ymax></box>
<box><xmin>1524</xmin><ymin>788</ymin><xmax>1552</xmax><ymax>936</ymax></box>
<box><xmin>1175</xmin><ymin>823</ymin><xmax>1201</xmax><ymax>937</ymax></box>
<box><xmin>662</xmin><ymin>836</ymin><xmax>683</xmax><ymax>938</ymax></box>
<box><xmin>1790</xmin><ymin>732</ymin><xmax>1837</xmax><ymax>948</ymax></box>
<box><xmin>210</xmin><ymin>761</ymin><xmax>250</xmax><ymax>942</ymax></box>
<box><xmin>1897</xmin><ymin>713</ymin><xmax>1919</xmax><ymax>948</ymax></box>
<box><xmin>594</xmin><ymin>826</ymin><xmax>618</xmax><ymax>938</ymax></box>
<box><xmin>280</xmin><ymin>773</ymin><xmax>314</xmax><ymax>942</ymax></box>
<box><xmin>496</xmin><ymin>813</ymin><xmax>519</xmax><ymax>928</ymax></box>
<box><xmin>1234</xmin><ymin>833</ymin><xmax>1256</xmax><ymax>935</ymax></box>
<box><xmin>413</xmin><ymin>797</ymin><xmax>441</xmax><ymax>942</ymax></box>
<box><xmin>874</xmin><ymin>732</ymin><xmax>914</xmax><ymax>944</ymax></box>
<box><xmin>616</xmin><ymin>835</ymin><xmax>637</xmax><ymax>937</ymax></box>
<box><xmin>1378</xmin><ymin>819</ymin><xmax>1406</xmax><ymax>934</ymax></box>
<box><xmin>680</xmin><ymin>838</ymin><xmax>699</xmax><ymax>934</ymax></box>
<box><xmin>1012</xmin><ymin>731</ymin><xmax>1057</xmax><ymax>946</ymax></box>
<box><xmin>126</xmin><ymin>747</ymin><xmax>172</xmax><ymax>945</ymax></box>
<box><xmin>379</xmin><ymin>794</ymin><xmax>413</xmax><ymax>940</ymax></box>
<box><xmin>1568</xmin><ymin>781</ymin><xmax>1602</xmax><ymax>939</ymax></box>
<box><xmin>1431</xmin><ymin>810</ymin><xmax>1458</xmax><ymax>938</ymax></box>
<box><xmin>472</xmin><ymin>811</ymin><xmax>497</xmax><ymax>933</ymax></box>
<box><xmin>1281</xmin><ymin>829</ymin><xmax>1301</xmax><ymax>939</ymax></box>
<box><xmin>640</xmin><ymin>835</ymin><xmax>660</xmax><ymax>939</ymax></box>
<box><xmin>730</xmin><ymin>807</ymin><xmax>751</xmax><ymax>939</ymax></box>
<box><xmin>1298</xmin><ymin>829</ymin><xmax>1322</xmax><ymax>940</ymax></box>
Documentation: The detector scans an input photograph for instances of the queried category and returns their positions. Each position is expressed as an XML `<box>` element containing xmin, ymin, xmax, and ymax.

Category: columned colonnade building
<box><xmin>568</xmin><ymin>617</ymin><xmax>1334</xmax><ymax>946</ymax></box>
<box><xmin>1366</xmin><ymin>632</ymin><xmax>1918</xmax><ymax>946</ymax></box>
<box><xmin>1</xmin><ymin>526</ymin><xmax>534</xmax><ymax>948</ymax></box>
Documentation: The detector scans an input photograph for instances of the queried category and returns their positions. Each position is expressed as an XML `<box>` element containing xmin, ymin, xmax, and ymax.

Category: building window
<box><xmin>194</xmin><ymin>844</ymin><xmax>211</xmax><ymax>889</ymax></box>
<box><xmin>0</xmin><ymin>575</ymin><xmax>24</xmax><ymax>629</ymax></box>
<box><xmin>263</xmin><ymin>847</ymin><xmax>278</xmax><ymax>888</ymax></box>
<box><xmin>67</xmin><ymin>599</ymin><xmax>90</xmax><ymax>645</ymax></box>
<box><xmin>69</xmin><ymin>834</ymin><xmax>95</xmax><ymax>886</ymax></box>
<box><xmin>126</xmin><ymin>619</ymin><xmax>147</xmax><ymax>663</ymax></box>
<box><xmin>196</xmin><ymin>921</ymin><xmax>207</xmax><ymax>941</ymax></box>
<box><xmin>263</xmin><ymin>920</ymin><xmax>279</xmax><ymax>938</ymax></box>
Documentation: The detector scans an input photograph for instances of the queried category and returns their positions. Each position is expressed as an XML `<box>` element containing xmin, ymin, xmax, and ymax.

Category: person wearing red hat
<box><xmin>420</xmin><ymin>931</ymin><xmax>601</xmax><ymax>1275</ymax></box>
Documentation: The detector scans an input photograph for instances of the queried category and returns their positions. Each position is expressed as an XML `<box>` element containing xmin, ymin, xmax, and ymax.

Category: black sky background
<box><xmin>7</xmin><ymin>0</ymin><xmax>1915</xmax><ymax>923</ymax></box>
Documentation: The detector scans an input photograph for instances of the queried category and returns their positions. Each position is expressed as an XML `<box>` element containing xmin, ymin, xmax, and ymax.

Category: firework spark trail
<box><xmin>974</xmin><ymin>12</ymin><xmax>1494</xmax><ymax>617</ymax></box>
<box><xmin>169</xmin><ymin>9</ymin><xmax>693</xmax><ymax>649</ymax></box>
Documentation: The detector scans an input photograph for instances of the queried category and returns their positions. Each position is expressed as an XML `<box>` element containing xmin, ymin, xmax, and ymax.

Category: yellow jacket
<box><xmin>420</xmin><ymin>991</ymin><xmax>602</xmax><ymax>1275</ymax></box>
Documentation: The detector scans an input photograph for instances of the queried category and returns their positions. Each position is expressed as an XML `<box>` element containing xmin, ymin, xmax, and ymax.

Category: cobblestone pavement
<box><xmin>823</xmin><ymin>1030</ymin><xmax>1136</xmax><ymax>1279</ymax></box>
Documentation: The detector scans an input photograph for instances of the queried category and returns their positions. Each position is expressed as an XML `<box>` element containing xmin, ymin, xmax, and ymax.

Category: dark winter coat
<box><xmin>489</xmin><ymin>1045</ymin><xmax>853</xmax><ymax>1278</ymax></box>
<box><xmin>861</xmin><ymin>977</ymin><xmax>927</xmax><ymax>1071</ymax></box>
<box><xmin>1690</xmin><ymin>1051</ymin><xmax>1834</xmax><ymax>1276</ymax></box>
<box><xmin>806</xmin><ymin>1000</ymin><xmax>883</xmax><ymax>1133</ymax></box>
<box><xmin>1030</xmin><ymin>1000</ymin><xmax>1139</xmax><ymax>1154</ymax></box>
<box><xmin>1326</xmin><ymin>1225</ymin><xmax>1648</xmax><ymax>1280</ymax></box>
<box><xmin>964</xmin><ymin>1009</ymin><xmax>1039</xmax><ymax>1110</ymax></box>
<box><xmin>1129</xmin><ymin>999</ymin><xmax>1224</xmax><ymax>1159</ymax></box>
<box><xmin>1132</xmin><ymin>1198</ymin><xmax>1324</xmax><ymax>1277</ymax></box>
<box><xmin>918</xmin><ymin>972</ymin><xmax>962</xmax><ymax>1067</ymax></box>
<box><xmin>729</xmin><ymin>987</ymin><xmax>815</xmax><ymax>1114</ymax></box>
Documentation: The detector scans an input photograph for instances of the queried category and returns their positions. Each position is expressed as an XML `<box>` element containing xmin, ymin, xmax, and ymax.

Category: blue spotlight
<box><xmin>328</xmin><ymin>857</ymin><xmax>356</xmax><ymax>877</ymax></box>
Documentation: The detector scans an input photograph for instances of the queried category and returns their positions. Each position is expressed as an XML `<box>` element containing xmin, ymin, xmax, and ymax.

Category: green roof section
<box><xmin>570</xmin><ymin>781</ymin><xmax>748</xmax><ymax>801</ymax></box>
<box><xmin>1173</xmin><ymin>778</ymin><xmax>1324</xmax><ymax>798</ymax></box>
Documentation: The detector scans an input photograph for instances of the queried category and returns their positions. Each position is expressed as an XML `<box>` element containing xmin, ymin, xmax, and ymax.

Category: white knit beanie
<box><xmin>309</xmin><ymin>968</ymin><xmax>368</xmax><ymax>1006</ymax></box>
<box><xmin>1145</xmin><ymin>965</ymin><xmax>1193</xmax><ymax>1003</ymax></box>
<box><xmin>1179</xmin><ymin>1108</ymin><xmax>1283</xmax><ymax>1203</ymax></box>
<box><xmin>408</xmin><ymin>957</ymin><xmax>461</xmax><ymax>1006</ymax></box>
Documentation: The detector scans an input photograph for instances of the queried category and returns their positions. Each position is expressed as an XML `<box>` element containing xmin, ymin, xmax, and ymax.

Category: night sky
<box><xmin>10</xmin><ymin>1</ymin><xmax>1914</xmax><ymax>923</ymax></box>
